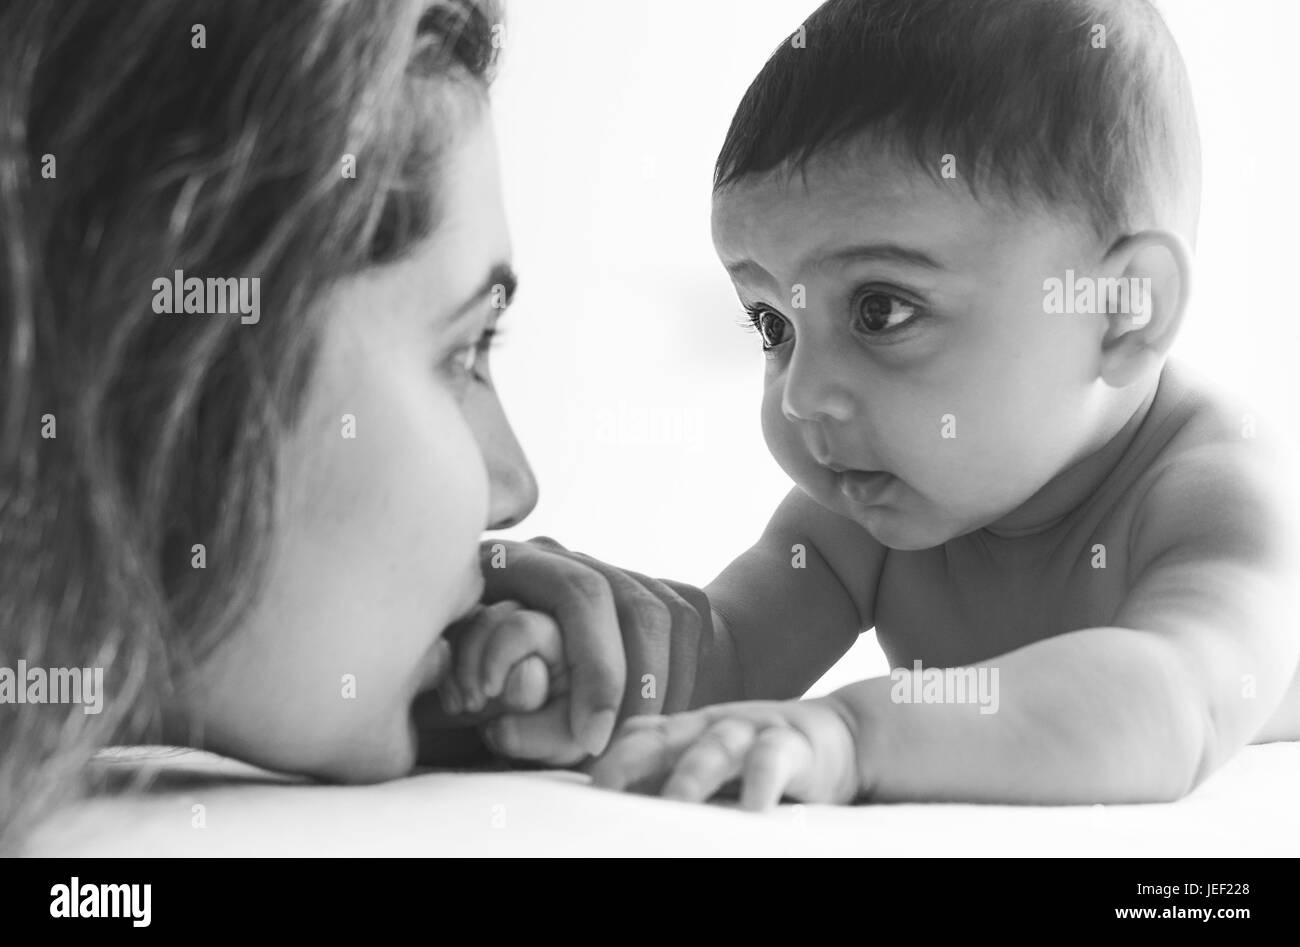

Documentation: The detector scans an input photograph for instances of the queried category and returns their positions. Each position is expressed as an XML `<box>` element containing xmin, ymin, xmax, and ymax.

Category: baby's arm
<box><xmin>594</xmin><ymin>446</ymin><xmax>1300</xmax><ymax>806</ymax></box>
<box><xmin>694</xmin><ymin>487</ymin><xmax>887</xmax><ymax>705</ymax></box>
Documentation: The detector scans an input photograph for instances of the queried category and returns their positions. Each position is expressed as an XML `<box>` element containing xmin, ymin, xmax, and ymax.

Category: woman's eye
<box><xmin>443</xmin><ymin>328</ymin><xmax>497</xmax><ymax>387</ymax></box>
<box><xmin>855</xmin><ymin>292</ymin><xmax>920</xmax><ymax>334</ymax></box>
<box><xmin>452</xmin><ymin>344</ymin><xmax>480</xmax><ymax>376</ymax></box>
<box><xmin>747</xmin><ymin>308</ymin><xmax>790</xmax><ymax>350</ymax></box>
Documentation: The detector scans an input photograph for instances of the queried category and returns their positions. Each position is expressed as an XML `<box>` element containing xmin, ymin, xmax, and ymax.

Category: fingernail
<box><xmin>582</xmin><ymin>710</ymin><xmax>617</xmax><ymax>756</ymax></box>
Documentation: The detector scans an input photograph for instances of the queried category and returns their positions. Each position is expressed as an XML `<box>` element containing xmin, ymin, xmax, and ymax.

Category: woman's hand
<box><xmin>588</xmin><ymin>698</ymin><xmax>862</xmax><ymax>811</ymax></box>
<box><xmin>475</xmin><ymin>537</ymin><xmax>708</xmax><ymax>757</ymax></box>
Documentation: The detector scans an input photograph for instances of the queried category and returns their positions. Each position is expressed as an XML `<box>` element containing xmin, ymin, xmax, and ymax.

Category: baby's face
<box><xmin>712</xmin><ymin>142</ymin><xmax>1112</xmax><ymax>550</ymax></box>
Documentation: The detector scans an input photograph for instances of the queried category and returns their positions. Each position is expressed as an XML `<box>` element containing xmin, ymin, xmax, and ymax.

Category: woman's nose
<box><xmin>781</xmin><ymin>337</ymin><xmax>857</xmax><ymax>424</ymax></box>
<box><xmin>483</xmin><ymin>413</ymin><xmax>538</xmax><ymax>530</ymax></box>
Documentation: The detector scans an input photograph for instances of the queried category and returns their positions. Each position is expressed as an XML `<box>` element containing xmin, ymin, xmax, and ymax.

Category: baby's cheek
<box><xmin>760</xmin><ymin>394</ymin><xmax>808</xmax><ymax>475</ymax></box>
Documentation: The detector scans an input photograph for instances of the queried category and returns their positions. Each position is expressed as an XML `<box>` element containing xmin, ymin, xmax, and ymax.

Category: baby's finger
<box><xmin>740</xmin><ymin>727</ymin><xmax>813</xmax><ymax>812</ymax></box>
<box><xmin>500</xmin><ymin>655</ymin><xmax>550</xmax><ymax>713</ymax></box>
<box><xmin>661</xmin><ymin>718</ymin><xmax>758</xmax><ymax>804</ymax></box>
<box><xmin>485</xmin><ymin>699</ymin><xmax>588</xmax><ymax>766</ymax></box>
<box><xmin>590</xmin><ymin>713</ymin><xmax>712</xmax><ymax>794</ymax></box>
<box><xmin>455</xmin><ymin>601</ymin><xmax>519</xmax><ymax>712</ymax></box>
<box><xmin>481</xmin><ymin>609</ymin><xmax>564</xmax><ymax>700</ymax></box>
<box><xmin>439</xmin><ymin>676</ymin><xmax>465</xmax><ymax>715</ymax></box>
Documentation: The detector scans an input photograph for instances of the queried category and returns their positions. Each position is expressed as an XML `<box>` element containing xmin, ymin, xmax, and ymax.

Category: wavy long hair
<box><xmin>0</xmin><ymin>0</ymin><xmax>500</xmax><ymax>852</ymax></box>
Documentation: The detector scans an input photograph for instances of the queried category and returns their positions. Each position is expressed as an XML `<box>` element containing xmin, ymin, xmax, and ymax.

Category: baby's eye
<box><xmin>855</xmin><ymin>291</ymin><xmax>920</xmax><ymax>334</ymax></box>
<box><xmin>746</xmin><ymin>307</ymin><xmax>791</xmax><ymax>350</ymax></box>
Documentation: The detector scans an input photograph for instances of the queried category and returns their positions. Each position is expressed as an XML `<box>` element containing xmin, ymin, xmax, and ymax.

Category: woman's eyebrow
<box><xmin>446</xmin><ymin>262</ymin><xmax>518</xmax><ymax>323</ymax></box>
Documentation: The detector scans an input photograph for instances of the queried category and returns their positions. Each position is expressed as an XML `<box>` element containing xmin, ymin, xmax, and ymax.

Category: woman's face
<box><xmin>182</xmin><ymin>111</ymin><xmax>537</xmax><ymax>781</ymax></box>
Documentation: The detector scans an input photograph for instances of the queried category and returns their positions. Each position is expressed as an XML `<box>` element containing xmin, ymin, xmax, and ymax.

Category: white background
<box><xmin>487</xmin><ymin>0</ymin><xmax>1300</xmax><ymax>695</ymax></box>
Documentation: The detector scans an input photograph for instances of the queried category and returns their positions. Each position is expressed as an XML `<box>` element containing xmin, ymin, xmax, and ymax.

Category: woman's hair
<box><xmin>0</xmin><ymin>0</ymin><xmax>500</xmax><ymax>851</ymax></box>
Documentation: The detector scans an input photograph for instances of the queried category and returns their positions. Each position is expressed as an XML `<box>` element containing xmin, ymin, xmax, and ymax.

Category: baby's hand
<box><xmin>589</xmin><ymin>699</ymin><xmax>860</xmax><ymax>811</ymax></box>
<box><xmin>441</xmin><ymin>601</ymin><xmax>568</xmax><ymax>718</ymax></box>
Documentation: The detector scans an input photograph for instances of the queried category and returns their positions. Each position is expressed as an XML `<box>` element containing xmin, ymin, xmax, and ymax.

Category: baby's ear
<box><xmin>1097</xmin><ymin>229</ymin><xmax>1193</xmax><ymax>389</ymax></box>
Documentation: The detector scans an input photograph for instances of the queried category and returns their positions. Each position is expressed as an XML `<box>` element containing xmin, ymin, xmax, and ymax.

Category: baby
<box><xmin>440</xmin><ymin>0</ymin><xmax>1300</xmax><ymax>807</ymax></box>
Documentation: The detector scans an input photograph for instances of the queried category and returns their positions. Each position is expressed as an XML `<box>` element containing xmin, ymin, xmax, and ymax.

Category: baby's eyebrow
<box><xmin>806</xmin><ymin>243</ymin><xmax>945</xmax><ymax>273</ymax></box>
<box><xmin>722</xmin><ymin>258</ymin><xmax>777</xmax><ymax>288</ymax></box>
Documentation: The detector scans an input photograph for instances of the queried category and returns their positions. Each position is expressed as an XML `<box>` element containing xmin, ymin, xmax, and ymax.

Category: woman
<box><xmin>0</xmin><ymin>0</ymin><xmax>551</xmax><ymax>851</ymax></box>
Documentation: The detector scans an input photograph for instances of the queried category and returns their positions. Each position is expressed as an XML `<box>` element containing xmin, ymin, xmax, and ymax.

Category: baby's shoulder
<box><xmin>1140</xmin><ymin>364</ymin><xmax>1283</xmax><ymax>485</ymax></box>
<box><xmin>1126</xmin><ymin>367</ymin><xmax>1297</xmax><ymax>567</ymax></box>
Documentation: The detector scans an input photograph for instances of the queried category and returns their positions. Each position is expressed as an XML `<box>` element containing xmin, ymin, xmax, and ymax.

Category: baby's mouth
<box><xmin>834</xmin><ymin>468</ymin><xmax>896</xmax><ymax>505</ymax></box>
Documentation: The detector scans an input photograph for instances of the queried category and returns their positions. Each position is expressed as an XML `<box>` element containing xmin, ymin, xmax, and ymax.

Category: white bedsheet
<box><xmin>27</xmin><ymin>743</ymin><xmax>1300</xmax><ymax>856</ymax></box>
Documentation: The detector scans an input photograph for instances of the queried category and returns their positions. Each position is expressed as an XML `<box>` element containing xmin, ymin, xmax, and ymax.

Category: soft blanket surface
<box><xmin>28</xmin><ymin>743</ymin><xmax>1300</xmax><ymax>856</ymax></box>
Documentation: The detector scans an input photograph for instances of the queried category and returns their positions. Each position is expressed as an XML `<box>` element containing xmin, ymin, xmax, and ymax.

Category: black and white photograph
<box><xmin>1</xmin><ymin>0</ymin><xmax>1298</xmax><ymax>896</ymax></box>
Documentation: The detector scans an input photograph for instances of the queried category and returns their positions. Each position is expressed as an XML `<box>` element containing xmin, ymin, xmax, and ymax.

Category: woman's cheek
<box><xmin>195</xmin><ymin>356</ymin><xmax>489</xmax><ymax>780</ymax></box>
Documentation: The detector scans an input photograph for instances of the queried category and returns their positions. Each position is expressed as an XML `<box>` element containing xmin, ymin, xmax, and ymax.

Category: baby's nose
<box><xmin>781</xmin><ymin>344</ymin><xmax>857</xmax><ymax>423</ymax></box>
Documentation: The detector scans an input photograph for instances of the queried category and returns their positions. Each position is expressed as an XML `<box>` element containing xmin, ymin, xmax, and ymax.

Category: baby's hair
<box><xmin>0</xmin><ymin>0</ymin><xmax>499</xmax><ymax>851</ymax></box>
<box><xmin>715</xmin><ymin>0</ymin><xmax>1201</xmax><ymax>243</ymax></box>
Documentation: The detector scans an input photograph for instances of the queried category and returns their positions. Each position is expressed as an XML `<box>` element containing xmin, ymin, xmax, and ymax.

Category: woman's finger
<box><xmin>565</xmin><ymin>554</ymin><xmax>672</xmax><ymax>720</ymax></box>
<box><xmin>604</xmin><ymin>566</ymin><xmax>703</xmax><ymax>715</ymax></box>
<box><xmin>653</xmin><ymin>578</ymin><xmax>707</xmax><ymax>713</ymax></box>
<box><xmin>558</xmin><ymin>554</ymin><xmax>705</xmax><ymax>716</ymax></box>
<box><xmin>480</xmin><ymin>540</ymin><xmax>625</xmax><ymax>756</ymax></box>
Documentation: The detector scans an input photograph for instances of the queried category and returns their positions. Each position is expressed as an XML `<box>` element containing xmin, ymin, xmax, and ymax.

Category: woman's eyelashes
<box><xmin>741</xmin><ymin>287</ymin><xmax>928</xmax><ymax>352</ymax></box>
<box><xmin>442</xmin><ymin>324</ymin><xmax>501</xmax><ymax>391</ymax></box>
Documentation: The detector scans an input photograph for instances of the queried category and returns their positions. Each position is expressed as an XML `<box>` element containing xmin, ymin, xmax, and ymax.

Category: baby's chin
<box><xmin>850</xmin><ymin>504</ymin><xmax>968</xmax><ymax>551</ymax></box>
<box><xmin>800</xmin><ymin>473</ymin><xmax>975</xmax><ymax>551</ymax></box>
